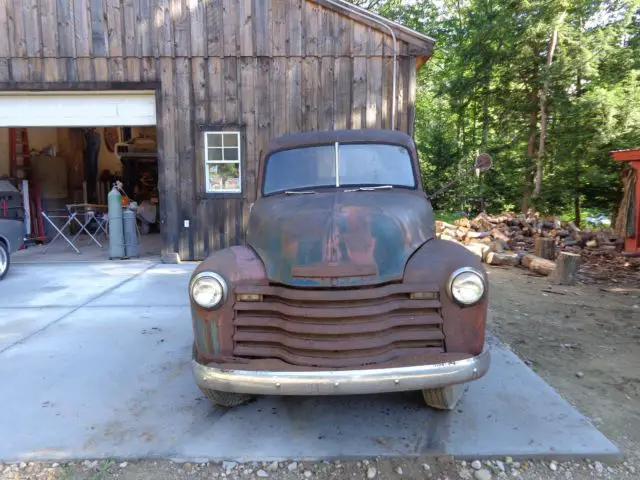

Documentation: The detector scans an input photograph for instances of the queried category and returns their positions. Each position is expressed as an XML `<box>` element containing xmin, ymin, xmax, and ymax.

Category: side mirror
<box><xmin>474</xmin><ymin>153</ymin><xmax>493</xmax><ymax>172</ymax></box>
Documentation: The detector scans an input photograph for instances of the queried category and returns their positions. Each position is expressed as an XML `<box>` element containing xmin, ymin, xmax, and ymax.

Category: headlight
<box><xmin>190</xmin><ymin>272</ymin><xmax>227</xmax><ymax>309</ymax></box>
<box><xmin>447</xmin><ymin>267</ymin><xmax>485</xmax><ymax>306</ymax></box>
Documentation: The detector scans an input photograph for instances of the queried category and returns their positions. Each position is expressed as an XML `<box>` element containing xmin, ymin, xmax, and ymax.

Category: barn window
<box><xmin>204</xmin><ymin>131</ymin><xmax>242</xmax><ymax>194</ymax></box>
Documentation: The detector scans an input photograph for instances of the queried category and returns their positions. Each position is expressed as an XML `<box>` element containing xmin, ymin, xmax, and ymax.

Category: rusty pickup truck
<box><xmin>188</xmin><ymin>129</ymin><xmax>492</xmax><ymax>410</ymax></box>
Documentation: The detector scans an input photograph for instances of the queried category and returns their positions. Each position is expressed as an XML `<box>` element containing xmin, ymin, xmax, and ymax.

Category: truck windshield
<box><xmin>262</xmin><ymin>143</ymin><xmax>416</xmax><ymax>195</ymax></box>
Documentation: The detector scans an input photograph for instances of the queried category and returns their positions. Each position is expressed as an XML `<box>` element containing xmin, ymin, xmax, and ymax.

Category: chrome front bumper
<box><xmin>192</xmin><ymin>348</ymin><xmax>491</xmax><ymax>396</ymax></box>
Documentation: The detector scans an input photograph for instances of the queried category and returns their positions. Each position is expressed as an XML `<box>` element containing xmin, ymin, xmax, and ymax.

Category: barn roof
<box><xmin>310</xmin><ymin>0</ymin><xmax>436</xmax><ymax>57</ymax></box>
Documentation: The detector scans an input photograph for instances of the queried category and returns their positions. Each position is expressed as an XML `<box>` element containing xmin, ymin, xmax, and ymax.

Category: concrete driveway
<box><xmin>0</xmin><ymin>261</ymin><xmax>619</xmax><ymax>463</ymax></box>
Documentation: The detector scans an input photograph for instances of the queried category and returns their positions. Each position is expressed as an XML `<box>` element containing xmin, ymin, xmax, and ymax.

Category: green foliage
<box><xmin>347</xmin><ymin>0</ymin><xmax>640</xmax><ymax>223</ymax></box>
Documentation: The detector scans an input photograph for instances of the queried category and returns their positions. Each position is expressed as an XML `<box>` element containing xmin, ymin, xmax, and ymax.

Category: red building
<box><xmin>611</xmin><ymin>149</ymin><xmax>640</xmax><ymax>254</ymax></box>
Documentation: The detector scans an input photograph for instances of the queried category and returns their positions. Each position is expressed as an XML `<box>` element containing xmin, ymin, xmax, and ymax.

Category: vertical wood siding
<box><xmin>0</xmin><ymin>0</ymin><xmax>428</xmax><ymax>261</ymax></box>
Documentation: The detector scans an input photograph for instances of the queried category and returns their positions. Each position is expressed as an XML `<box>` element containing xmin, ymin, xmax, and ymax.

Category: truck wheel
<box><xmin>198</xmin><ymin>387</ymin><xmax>255</xmax><ymax>408</ymax></box>
<box><xmin>192</xmin><ymin>343</ymin><xmax>254</xmax><ymax>408</ymax></box>
<box><xmin>422</xmin><ymin>384</ymin><xmax>466</xmax><ymax>411</ymax></box>
<box><xmin>0</xmin><ymin>241</ymin><xmax>9</xmax><ymax>281</ymax></box>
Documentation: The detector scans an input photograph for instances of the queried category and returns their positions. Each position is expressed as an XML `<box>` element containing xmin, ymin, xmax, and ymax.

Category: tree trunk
<box><xmin>522</xmin><ymin>109</ymin><xmax>538</xmax><ymax>213</ymax></box>
<box><xmin>574</xmin><ymin>69</ymin><xmax>583</xmax><ymax>228</ymax></box>
<box><xmin>532</xmin><ymin>14</ymin><xmax>564</xmax><ymax>199</ymax></box>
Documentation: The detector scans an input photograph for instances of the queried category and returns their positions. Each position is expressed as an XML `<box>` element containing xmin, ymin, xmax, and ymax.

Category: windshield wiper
<box><xmin>285</xmin><ymin>190</ymin><xmax>317</xmax><ymax>195</ymax></box>
<box><xmin>343</xmin><ymin>185</ymin><xmax>394</xmax><ymax>192</ymax></box>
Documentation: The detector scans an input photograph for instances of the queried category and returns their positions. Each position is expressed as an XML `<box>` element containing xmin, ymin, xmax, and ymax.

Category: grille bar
<box><xmin>235</xmin><ymin>327</ymin><xmax>444</xmax><ymax>351</ymax></box>
<box><xmin>235</xmin><ymin>282</ymin><xmax>440</xmax><ymax>302</ymax></box>
<box><xmin>233</xmin><ymin>345</ymin><xmax>445</xmax><ymax>369</ymax></box>
<box><xmin>233</xmin><ymin>283</ymin><xmax>445</xmax><ymax>369</ymax></box>
<box><xmin>234</xmin><ymin>313</ymin><xmax>443</xmax><ymax>336</ymax></box>
<box><xmin>235</xmin><ymin>299</ymin><xmax>441</xmax><ymax>319</ymax></box>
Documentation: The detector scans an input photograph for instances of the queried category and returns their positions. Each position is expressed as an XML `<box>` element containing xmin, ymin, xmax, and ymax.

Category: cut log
<box><xmin>534</xmin><ymin>237</ymin><xmax>556</xmax><ymax>260</ymax></box>
<box><xmin>490</xmin><ymin>239</ymin><xmax>508</xmax><ymax>253</ymax></box>
<box><xmin>567</xmin><ymin>221</ymin><xmax>582</xmax><ymax>241</ymax></box>
<box><xmin>456</xmin><ymin>227</ymin><xmax>469</xmax><ymax>239</ymax></box>
<box><xmin>468</xmin><ymin>236</ymin><xmax>493</xmax><ymax>245</ymax></box>
<box><xmin>521</xmin><ymin>254</ymin><xmax>556</xmax><ymax>276</ymax></box>
<box><xmin>465</xmin><ymin>243</ymin><xmax>491</xmax><ymax>260</ymax></box>
<box><xmin>471</xmin><ymin>213</ymin><xmax>494</xmax><ymax>231</ymax></box>
<box><xmin>466</xmin><ymin>230</ymin><xmax>491</xmax><ymax>239</ymax></box>
<box><xmin>485</xmin><ymin>251</ymin><xmax>520</xmax><ymax>266</ymax></box>
<box><xmin>454</xmin><ymin>217</ymin><xmax>471</xmax><ymax>228</ymax></box>
<box><xmin>552</xmin><ymin>252</ymin><xmax>581</xmax><ymax>285</ymax></box>
<box><xmin>491</xmin><ymin>228</ymin><xmax>510</xmax><ymax>242</ymax></box>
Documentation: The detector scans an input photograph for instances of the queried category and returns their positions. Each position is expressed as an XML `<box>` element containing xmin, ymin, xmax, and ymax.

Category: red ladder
<box><xmin>9</xmin><ymin>128</ymin><xmax>30</xmax><ymax>180</ymax></box>
<box><xmin>9</xmin><ymin>128</ymin><xmax>46</xmax><ymax>242</ymax></box>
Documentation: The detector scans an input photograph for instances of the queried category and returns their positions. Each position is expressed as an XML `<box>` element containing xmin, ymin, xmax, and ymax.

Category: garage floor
<box><xmin>11</xmin><ymin>233</ymin><xmax>163</xmax><ymax>263</ymax></box>
<box><xmin>0</xmin><ymin>261</ymin><xmax>620</xmax><ymax>464</ymax></box>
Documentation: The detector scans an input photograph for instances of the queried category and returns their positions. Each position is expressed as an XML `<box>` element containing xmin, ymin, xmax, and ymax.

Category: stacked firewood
<box><xmin>436</xmin><ymin>212</ymin><xmax>627</xmax><ymax>284</ymax></box>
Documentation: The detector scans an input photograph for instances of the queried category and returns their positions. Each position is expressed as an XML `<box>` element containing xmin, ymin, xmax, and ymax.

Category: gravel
<box><xmin>475</xmin><ymin>469</ymin><xmax>492</xmax><ymax>480</ymax></box>
<box><xmin>0</xmin><ymin>456</ymin><xmax>636</xmax><ymax>480</ymax></box>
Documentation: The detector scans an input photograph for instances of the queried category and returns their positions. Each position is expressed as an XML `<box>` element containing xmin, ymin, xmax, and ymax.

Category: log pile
<box><xmin>436</xmin><ymin>212</ymin><xmax>631</xmax><ymax>283</ymax></box>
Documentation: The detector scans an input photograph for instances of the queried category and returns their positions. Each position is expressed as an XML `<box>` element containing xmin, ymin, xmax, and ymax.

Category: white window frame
<box><xmin>204</xmin><ymin>131</ymin><xmax>242</xmax><ymax>194</ymax></box>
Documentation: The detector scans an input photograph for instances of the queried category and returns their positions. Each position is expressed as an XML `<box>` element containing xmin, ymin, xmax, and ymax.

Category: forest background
<box><xmin>348</xmin><ymin>0</ymin><xmax>640</xmax><ymax>227</ymax></box>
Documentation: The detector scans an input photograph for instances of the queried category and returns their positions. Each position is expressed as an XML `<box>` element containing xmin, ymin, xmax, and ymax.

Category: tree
<box><xmin>348</xmin><ymin>0</ymin><xmax>640</xmax><ymax>220</ymax></box>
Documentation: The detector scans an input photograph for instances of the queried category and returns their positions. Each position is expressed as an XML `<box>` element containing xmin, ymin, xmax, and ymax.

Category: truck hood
<box><xmin>246</xmin><ymin>190</ymin><xmax>434</xmax><ymax>287</ymax></box>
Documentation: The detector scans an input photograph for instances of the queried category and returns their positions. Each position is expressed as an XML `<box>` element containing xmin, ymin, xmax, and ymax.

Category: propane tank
<box><xmin>107</xmin><ymin>185</ymin><xmax>125</xmax><ymax>259</ymax></box>
<box><xmin>123</xmin><ymin>207</ymin><xmax>139</xmax><ymax>258</ymax></box>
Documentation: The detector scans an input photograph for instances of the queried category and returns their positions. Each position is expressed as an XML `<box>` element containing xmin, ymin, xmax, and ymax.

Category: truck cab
<box><xmin>188</xmin><ymin>129</ymin><xmax>491</xmax><ymax>410</ymax></box>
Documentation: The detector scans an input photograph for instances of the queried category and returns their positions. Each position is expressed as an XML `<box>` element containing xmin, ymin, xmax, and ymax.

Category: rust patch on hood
<box><xmin>246</xmin><ymin>189</ymin><xmax>434</xmax><ymax>287</ymax></box>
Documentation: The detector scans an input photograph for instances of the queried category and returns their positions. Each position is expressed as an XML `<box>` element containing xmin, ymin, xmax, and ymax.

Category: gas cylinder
<box><xmin>123</xmin><ymin>207</ymin><xmax>139</xmax><ymax>258</ymax></box>
<box><xmin>107</xmin><ymin>185</ymin><xmax>125</xmax><ymax>259</ymax></box>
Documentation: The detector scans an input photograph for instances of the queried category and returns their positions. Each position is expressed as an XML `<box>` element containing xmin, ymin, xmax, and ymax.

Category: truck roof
<box><xmin>265</xmin><ymin>129</ymin><xmax>417</xmax><ymax>155</ymax></box>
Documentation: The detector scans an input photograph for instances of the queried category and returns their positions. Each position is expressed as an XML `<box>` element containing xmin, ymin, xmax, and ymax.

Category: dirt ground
<box><xmin>487</xmin><ymin>264</ymin><xmax>640</xmax><ymax>463</ymax></box>
<box><xmin>2</xmin><ymin>263</ymin><xmax>639</xmax><ymax>480</ymax></box>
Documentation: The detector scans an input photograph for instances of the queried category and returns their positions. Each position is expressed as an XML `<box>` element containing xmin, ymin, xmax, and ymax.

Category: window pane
<box><xmin>208</xmin><ymin>162</ymin><xmax>240</xmax><ymax>192</ymax></box>
<box><xmin>223</xmin><ymin>133</ymin><xmax>238</xmax><ymax>147</ymax></box>
<box><xmin>207</xmin><ymin>133</ymin><xmax>223</xmax><ymax>147</ymax></box>
<box><xmin>338</xmin><ymin>144</ymin><xmax>415</xmax><ymax>188</ymax></box>
<box><xmin>263</xmin><ymin>145</ymin><xmax>336</xmax><ymax>194</ymax></box>
<box><xmin>208</xmin><ymin>148</ymin><xmax>223</xmax><ymax>161</ymax></box>
<box><xmin>262</xmin><ymin>143</ymin><xmax>415</xmax><ymax>195</ymax></box>
<box><xmin>223</xmin><ymin>147</ymin><xmax>239</xmax><ymax>161</ymax></box>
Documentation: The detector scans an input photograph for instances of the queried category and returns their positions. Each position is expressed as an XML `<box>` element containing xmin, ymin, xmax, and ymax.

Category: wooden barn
<box><xmin>0</xmin><ymin>0</ymin><xmax>435</xmax><ymax>262</ymax></box>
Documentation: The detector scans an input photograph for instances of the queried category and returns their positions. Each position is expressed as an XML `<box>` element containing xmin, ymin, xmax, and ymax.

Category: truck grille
<box><xmin>232</xmin><ymin>283</ymin><xmax>445</xmax><ymax>369</ymax></box>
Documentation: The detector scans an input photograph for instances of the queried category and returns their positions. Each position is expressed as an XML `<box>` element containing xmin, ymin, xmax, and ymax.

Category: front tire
<box><xmin>192</xmin><ymin>343</ymin><xmax>255</xmax><ymax>408</ymax></box>
<box><xmin>422</xmin><ymin>384</ymin><xmax>467</xmax><ymax>411</ymax></box>
<box><xmin>0</xmin><ymin>241</ymin><xmax>10</xmax><ymax>281</ymax></box>
<box><xmin>198</xmin><ymin>387</ymin><xmax>255</xmax><ymax>408</ymax></box>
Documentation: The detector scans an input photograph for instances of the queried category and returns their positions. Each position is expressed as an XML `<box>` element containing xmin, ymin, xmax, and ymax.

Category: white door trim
<box><xmin>0</xmin><ymin>90</ymin><xmax>158</xmax><ymax>127</ymax></box>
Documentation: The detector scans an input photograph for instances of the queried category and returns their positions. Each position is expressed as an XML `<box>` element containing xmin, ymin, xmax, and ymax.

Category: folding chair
<box><xmin>66</xmin><ymin>205</ymin><xmax>104</xmax><ymax>249</ymax></box>
<box><xmin>93</xmin><ymin>211</ymin><xmax>109</xmax><ymax>243</ymax></box>
<box><xmin>41</xmin><ymin>209</ymin><xmax>81</xmax><ymax>254</ymax></box>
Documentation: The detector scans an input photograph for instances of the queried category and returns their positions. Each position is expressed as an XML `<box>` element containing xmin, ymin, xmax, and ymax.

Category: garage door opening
<box><xmin>0</xmin><ymin>90</ymin><xmax>162</xmax><ymax>263</ymax></box>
